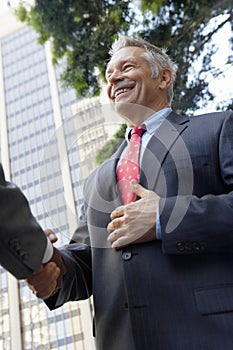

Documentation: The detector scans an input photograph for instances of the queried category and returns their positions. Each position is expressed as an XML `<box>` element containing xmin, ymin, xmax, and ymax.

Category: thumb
<box><xmin>44</xmin><ymin>229</ymin><xmax>58</xmax><ymax>244</ymax></box>
<box><xmin>130</xmin><ymin>180</ymin><xmax>148</xmax><ymax>198</ymax></box>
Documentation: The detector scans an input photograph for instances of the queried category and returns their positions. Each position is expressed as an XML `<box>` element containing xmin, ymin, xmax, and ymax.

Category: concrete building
<box><xmin>0</xmin><ymin>8</ymin><xmax>121</xmax><ymax>350</ymax></box>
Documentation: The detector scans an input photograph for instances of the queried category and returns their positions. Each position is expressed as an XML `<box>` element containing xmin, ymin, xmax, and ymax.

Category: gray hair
<box><xmin>109</xmin><ymin>34</ymin><xmax>177</xmax><ymax>104</ymax></box>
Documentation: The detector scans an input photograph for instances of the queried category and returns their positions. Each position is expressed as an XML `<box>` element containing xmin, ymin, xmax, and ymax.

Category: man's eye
<box><xmin>123</xmin><ymin>64</ymin><xmax>133</xmax><ymax>70</ymax></box>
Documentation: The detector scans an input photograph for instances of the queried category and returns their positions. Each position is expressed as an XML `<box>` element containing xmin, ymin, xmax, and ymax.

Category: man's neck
<box><xmin>118</xmin><ymin>102</ymin><xmax>171</xmax><ymax>126</ymax></box>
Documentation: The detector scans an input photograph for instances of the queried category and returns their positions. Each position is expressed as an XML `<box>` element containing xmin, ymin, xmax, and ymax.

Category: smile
<box><xmin>114</xmin><ymin>88</ymin><xmax>131</xmax><ymax>98</ymax></box>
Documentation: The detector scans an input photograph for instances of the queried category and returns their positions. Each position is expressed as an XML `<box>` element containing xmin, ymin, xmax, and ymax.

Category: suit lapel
<box><xmin>94</xmin><ymin>112</ymin><xmax>189</xmax><ymax>203</ymax></box>
<box><xmin>96</xmin><ymin>140</ymin><xmax>127</xmax><ymax>207</ymax></box>
<box><xmin>140</xmin><ymin>112</ymin><xmax>189</xmax><ymax>190</ymax></box>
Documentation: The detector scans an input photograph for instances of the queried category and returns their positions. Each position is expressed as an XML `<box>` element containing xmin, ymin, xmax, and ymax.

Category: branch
<box><xmin>192</xmin><ymin>11</ymin><xmax>233</xmax><ymax>56</ymax></box>
<box><xmin>172</xmin><ymin>0</ymin><xmax>232</xmax><ymax>45</ymax></box>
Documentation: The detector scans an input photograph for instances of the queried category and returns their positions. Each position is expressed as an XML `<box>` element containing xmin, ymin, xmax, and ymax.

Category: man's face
<box><xmin>106</xmin><ymin>46</ymin><xmax>167</xmax><ymax>121</ymax></box>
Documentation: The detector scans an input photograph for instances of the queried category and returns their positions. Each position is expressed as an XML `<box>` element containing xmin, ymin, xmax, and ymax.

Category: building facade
<box><xmin>0</xmin><ymin>9</ymin><xmax>121</xmax><ymax>350</ymax></box>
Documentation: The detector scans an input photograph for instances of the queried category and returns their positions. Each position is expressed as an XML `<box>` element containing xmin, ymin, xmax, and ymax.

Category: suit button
<box><xmin>200</xmin><ymin>241</ymin><xmax>207</xmax><ymax>251</ymax></box>
<box><xmin>192</xmin><ymin>242</ymin><xmax>202</xmax><ymax>251</ymax></box>
<box><xmin>176</xmin><ymin>242</ymin><xmax>185</xmax><ymax>252</ymax></box>
<box><xmin>192</xmin><ymin>242</ymin><xmax>199</xmax><ymax>251</ymax></box>
<box><xmin>122</xmin><ymin>251</ymin><xmax>132</xmax><ymax>261</ymax></box>
<box><xmin>184</xmin><ymin>242</ymin><xmax>192</xmax><ymax>251</ymax></box>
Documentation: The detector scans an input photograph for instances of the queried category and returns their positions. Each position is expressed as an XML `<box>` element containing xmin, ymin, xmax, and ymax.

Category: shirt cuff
<box><xmin>42</xmin><ymin>237</ymin><xmax>54</xmax><ymax>263</ymax></box>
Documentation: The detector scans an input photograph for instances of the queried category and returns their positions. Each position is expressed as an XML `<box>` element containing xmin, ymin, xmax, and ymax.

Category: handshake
<box><xmin>0</xmin><ymin>164</ymin><xmax>66</xmax><ymax>298</ymax></box>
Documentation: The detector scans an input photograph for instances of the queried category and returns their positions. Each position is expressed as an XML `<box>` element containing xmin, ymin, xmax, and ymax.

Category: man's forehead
<box><xmin>106</xmin><ymin>46</ymin><xmax>146</xmax><ymax>70</ymax></box>
<box><xmin>106</xmin><ymin>56</ymin><xmax>135</xmax><ymax>70</ymax></box>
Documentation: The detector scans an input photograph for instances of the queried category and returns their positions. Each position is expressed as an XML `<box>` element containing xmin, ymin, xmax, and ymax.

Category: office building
<box><xmin>0</xmin><ymin>8</ymin><xmax>121</xmax><ymax>350</ymax></box>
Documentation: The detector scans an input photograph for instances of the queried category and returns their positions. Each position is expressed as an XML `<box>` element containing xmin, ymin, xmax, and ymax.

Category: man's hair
<box><xmin>109</xmin><ymin>34</ymin><xmax>177</xmax><ymax>105</ymax></box>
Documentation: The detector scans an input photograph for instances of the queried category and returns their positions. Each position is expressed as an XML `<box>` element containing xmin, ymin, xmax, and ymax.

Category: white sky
<box><xmin>194</xmin><ymin>15</ymin><xmax>233</xmax><ymax>113</ymax></box>
<box><xmin>0</xmin><ymin>0</ymin><xmax>232</xmax><ymax>112</ymax></box>
<box><xmin>0</xmin><ymin>0</ymin><xmax>18</xmax><ymax>12</ymax></box>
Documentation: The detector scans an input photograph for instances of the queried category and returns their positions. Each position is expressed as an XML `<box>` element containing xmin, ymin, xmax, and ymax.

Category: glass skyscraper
<box><xmin>0</xmin><ymin>9</ymin><xmax>121</xmax><ymax>350</ymax></box>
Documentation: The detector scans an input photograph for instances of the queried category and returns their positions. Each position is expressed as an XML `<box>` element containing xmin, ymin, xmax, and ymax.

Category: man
<box><xmin>27</xmin><ymin>35</ymin><xmax>233</xmax><ymax>350</ymax></box>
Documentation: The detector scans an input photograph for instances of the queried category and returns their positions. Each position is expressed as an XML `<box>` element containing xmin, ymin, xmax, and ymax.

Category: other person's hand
<box><xmin>27</xmin><ymin>229</ymin><xmax>66</xmax><ymax>299</ymax></box>
<box><xmin>44</xmin><ymin>228</ymin><xmax>58</xmax><ymax>243</ymax></box>
<box><xmin>27</xmin><ymin>261</ymin><xmax>61</xmax><ymax>299</ymax></box>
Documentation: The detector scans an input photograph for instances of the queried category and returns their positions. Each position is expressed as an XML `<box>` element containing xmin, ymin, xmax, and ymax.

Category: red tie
<box><xmin>117</xmin><ymin>126</ymin><xmax>144</xmax><ymax>204</ymax></box>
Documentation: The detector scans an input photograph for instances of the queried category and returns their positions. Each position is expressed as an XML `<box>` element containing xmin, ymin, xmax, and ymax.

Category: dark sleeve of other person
<box><xmin>0</xmin><ymin>163</ymin><xmax>47</xmax><ymax>279</ymax></box>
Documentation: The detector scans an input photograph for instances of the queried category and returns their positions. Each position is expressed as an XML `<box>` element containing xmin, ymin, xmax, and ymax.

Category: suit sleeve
<box><xmin>45</xmin><ymin>201</ymin><xmax>92</xmax><ymax>310</ymax></box>
<box><xmin>159</xmin><ymin>112</ymin><xmax>233</xmax><ymax>254</ymax></box>
<box><xmin>0</xmin><ymin>164</ymin><xmax>47</xmax><ymax>278</ymax></box>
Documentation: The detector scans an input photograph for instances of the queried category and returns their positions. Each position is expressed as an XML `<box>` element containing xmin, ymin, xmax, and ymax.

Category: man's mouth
<box><xmin>114</xmin><ymin>87</ymin><xmax>132</xmax><ymax>99</ymax></box>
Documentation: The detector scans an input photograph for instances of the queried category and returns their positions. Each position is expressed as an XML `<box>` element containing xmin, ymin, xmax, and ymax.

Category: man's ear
<box><xmin>159</xmin><ymin>69</ymin><xmax>172</xmax><ymax>89</ymax></box>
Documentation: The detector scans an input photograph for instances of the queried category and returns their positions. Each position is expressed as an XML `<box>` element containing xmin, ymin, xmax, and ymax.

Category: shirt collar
<box><xmin>143</xmin><ymin>107</ymin><xmax>172</xmax><ymax>134</ymax></box>
<box><xmin>125</xmin><ymin>107</ymin><xmax>172</xmax><ymax>139</ymax></box>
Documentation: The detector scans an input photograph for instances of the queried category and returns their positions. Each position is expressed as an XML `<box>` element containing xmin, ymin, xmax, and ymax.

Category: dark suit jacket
<box><xmin>47</xmin><ymin>110</ymin><xmax>233</xmax><ymax>350</ymax></box>
<box><xmin>0</xmin><ymin>164</ymin><xmax>47</xmax><ymax>279</ymax></box>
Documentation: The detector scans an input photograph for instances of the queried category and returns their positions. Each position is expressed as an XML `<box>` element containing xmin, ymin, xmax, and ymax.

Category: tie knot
<box><xmin>130</xmin><ymin>126</ymin><xmax>145</xmax><ymax>139</ymax></box>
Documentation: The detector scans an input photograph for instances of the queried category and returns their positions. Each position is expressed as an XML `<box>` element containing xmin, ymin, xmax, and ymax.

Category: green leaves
<box><xmin>94</xmin><ymin>124</ymin><xmax>126</xmax><ymax>166</ymax></box>
<box><xmin>140</xmin><ymin>0</ymin><xmax>164</xmax><ymax>14</ymax></box>
<box><xmin>15</xmin><ymin>0</ymin><xmax>132</xmax><ymax>98</ymax></box>
<box><xmin>14</xmin><ymin>3</ymin><xmax>27</xmax><ymax>22</ymax></box>
<box><xmin>139</xmin><ymin>0</ymin><xmax>233</xmax><ymax>113</ymax></box>
<box><xmin>14</xmin><ymin>0</ymin><xmax>232</xmax><ymax>112</ymax></box>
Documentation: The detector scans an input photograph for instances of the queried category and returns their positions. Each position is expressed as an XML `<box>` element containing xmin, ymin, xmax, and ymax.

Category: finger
<box><xmin>107</xmin><ymin>217</ymin><xmax>124</xmax><ymax>233</ymax></box>
<box><xmin>107</xmin><ymin>221</ymin><xmax>114</xmax><ymax>233</ymax></box>
<box><xmin>28</xmin><ymin>278</ymin><xmax>57</xmax><ymax>299</ymax></box>
<box><xmin>44</xmin><ymin>229</ymin><xmax>58</xmax><ymax>243</ymax></box>
<box><xmin>107</xmin><ymin>231</ymin><xmax>117</xmax><ymax>244</ymax></box>
<box><xmin>130</xmin><ymin>181</ymin><xmax>149</xmax><ymax>198</ymax></box>
<box><xmin>107</xmin><ymin>228</ymin><xmax>124</xmax><ymax>245</ymax></box>
<box><xmin>27</xmin><ymin>262</ymin><xmax>58</xmax><ymax>286</ymax></box>
<box><xmin>112</xmin><ymin>236</ymin><xmax>130</xmax><ymax>250</ymax></box>
<box><xmin>36</xmin><ymin>279</ymin><xmax>58</xmax><ymax>299</ymax></box>
<box><xmin>27</xmin><ymin>264</ymin><xmax>60</xmax><ymax>299</ymax></box>
<box><xmin>110</xmin><ymin>205</ymin><xmax>125</xmax><ymax>219</ymax></box>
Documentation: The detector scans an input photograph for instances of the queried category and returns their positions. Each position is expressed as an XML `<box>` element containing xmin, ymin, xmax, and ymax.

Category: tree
<box><xmin>15</xmin><ymin>0</ymin><xmax>233</xmax><ymax>164</ymax></box>
<box><xmin>94</xmin><ymin>0</ymin><xmax>232</xmax><ymax>164</ymax></box>
<box><xmin>15</xmin><ymin>0</ymin><xmax>133</xmax><ymax>97</ymax></box>
<box><xmin>15</xmin><ymin>0</ymin><xmax>232</xmax><ymax>111</ymax></box>
<box><xmin>94</xmin><ymin>123</ymin><xmax>126</xmax><ymax>166</ymax></box>
<box><xmin>139</xmin><ymin>0</ymin><xmax>233</xmax><ymax>113</ymax></box>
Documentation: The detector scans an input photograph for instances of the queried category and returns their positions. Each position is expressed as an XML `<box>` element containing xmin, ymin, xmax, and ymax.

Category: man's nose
<box><xmin>108</xmin><ymin>70</ymin><xmax>124</xmax><ymax>85</ymax></box>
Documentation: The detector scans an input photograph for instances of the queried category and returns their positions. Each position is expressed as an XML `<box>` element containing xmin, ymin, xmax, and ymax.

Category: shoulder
<box><xmin>188</xmin><ymin>110</ymin><xmax>233</xmax><ymax>128</ymax></box>
<box><xmin>190</xmin><ymin>110</ymin><xmax>233</xmax><ymax>121</ymax></box>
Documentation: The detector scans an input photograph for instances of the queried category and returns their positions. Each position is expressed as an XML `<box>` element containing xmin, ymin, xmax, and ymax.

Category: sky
<box><xmin>195</xmin><ymin>15</ymin><xmax>233</xmax><ymax>113</ymax></box>
<box><xmin>0</xmin><ymin>0</ymin><xmax>18</xmax><ymax>12</ymax></box>
<box><xmin>0</xmin><ymin>0</ymin><xmax>232</xmax><ymax>113</ymax></box>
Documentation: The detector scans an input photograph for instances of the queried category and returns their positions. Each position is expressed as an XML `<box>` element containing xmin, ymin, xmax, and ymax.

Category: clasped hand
<box><xmin>107</xmin><ymin>181</ymin><xmax>160</xmax><ymax>249</ymax></box>
<box><xmin>27</xmin><ymin>183</ymin><xmax>160</xmax><ymax>298</ymax></box>
<box><xmin>27</xmin><ymin>229</ymin><xmax>60</xmax><ymax>299</ymax></box>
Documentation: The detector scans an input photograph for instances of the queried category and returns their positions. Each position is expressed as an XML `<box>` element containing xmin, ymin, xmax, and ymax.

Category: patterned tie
<box><xmin>117</xmin><ymin>126</ymin><xmax>145</xmax><ymax>204</ymax></box>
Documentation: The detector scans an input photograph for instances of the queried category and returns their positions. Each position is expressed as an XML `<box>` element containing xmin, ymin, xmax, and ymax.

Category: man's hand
<box><xmin>27</xmin><ymin>262</ymin><xmax>61</xmax><ymax>299</ymax></box>
<box><xmin>27</xmin><ymin>229</ymin><xmax>66</xmax><ymax>299</ymax></box>
<box><xmin>107</xmin><ymin>181</ymin><xmax>160</xmax><ymax>249</ymax></box>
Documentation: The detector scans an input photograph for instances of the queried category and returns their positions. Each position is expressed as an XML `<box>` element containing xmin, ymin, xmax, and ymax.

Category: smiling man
<box><xmin>27</xmin><ymin>35</ymin><xmax>233</xmax><ymax>350</ymax></box>
<box><xmin>106</xmin><ymin>46</ymin><xmax>172</xmax><ymax>118</ymax></box>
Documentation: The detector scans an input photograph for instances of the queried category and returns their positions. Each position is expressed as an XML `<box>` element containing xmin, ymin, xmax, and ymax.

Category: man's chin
<box><xmin>113</xmin><ymin>101</ymin><xmax>154</xmax><ymax>122</ymax></box>
<box><xmin>114</xmin><ymin>101</ymin><xmax>136</xmax><ymax>117</ymax></box>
